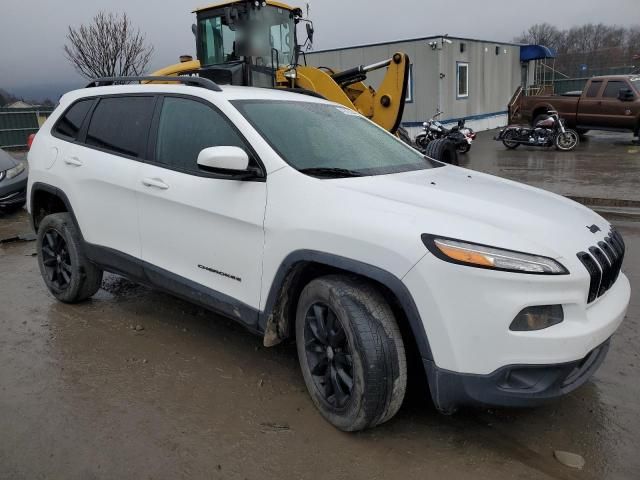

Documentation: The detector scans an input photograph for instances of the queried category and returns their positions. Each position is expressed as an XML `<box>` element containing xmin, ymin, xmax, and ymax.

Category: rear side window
<box><xmin>603</xmin><ymin>81</ymin><xmax>627</xmax><ymax>98</ymax></box>
<box><xmin>586</xmin><ymin>81</ymin><xmax>602</xmax><ymax>98</ymax></box>
<box><xmin>54</xmin><ymin>99</ymin><xmax>93</xmax><ymax>140</ymax></box>
<box><xmin>86</xmin><ymin>96</ymin><xmax>155</xmax><ymax>158</ymax></box>
<box><xmin>155</xmin><ymin>96</ymin><xmax>247</xmax><ymax>172</ymax></box>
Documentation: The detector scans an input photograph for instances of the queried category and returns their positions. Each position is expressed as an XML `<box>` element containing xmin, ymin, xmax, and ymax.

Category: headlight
<box><xmin>422</xmin><ymin>235</ymin><xmax>568</xmax><ymax>275</ymax></box>
<box><xmin>4</xmin><ymin>162</ymin><xmax>25</xmax><ymax>180</ymax></box>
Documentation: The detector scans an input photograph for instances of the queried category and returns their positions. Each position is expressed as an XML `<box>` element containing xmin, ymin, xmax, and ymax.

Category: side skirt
<box><xmin>84</xmin><ymin>243</ymin><xmax>261</xmax><ymax>334</ymax></box>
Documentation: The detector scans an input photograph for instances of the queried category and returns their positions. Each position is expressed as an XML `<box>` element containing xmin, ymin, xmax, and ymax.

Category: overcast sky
<box><xmin>1</xmin><ymin>0</ymin><xmax>638</xmax><ymax>98</ymax></box>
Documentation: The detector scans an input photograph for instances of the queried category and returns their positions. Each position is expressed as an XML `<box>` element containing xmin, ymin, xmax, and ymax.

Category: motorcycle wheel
<box><xmin>415</xmin><ymin>134</ymin><xmax>428</xmax><ymax>152</ymax></box>
<box><xmin>458</xmin><ymin>143</ymin><xmax>471</xmax><ymax>154</ymax></box>
<box><xmin>555</xmin><ymin>130</ymin><xmax>579</xmax><ymax>151</ymax></box>
<box><xmin>502</xmin><ymin>130</ymin><xmax>520</xmax><ymax>149</ymax></box>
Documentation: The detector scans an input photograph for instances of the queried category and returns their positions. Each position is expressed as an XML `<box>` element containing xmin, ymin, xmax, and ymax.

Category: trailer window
<box><xmin>457</xmin><ymin>63</ymin><xmax>469</xmax><ymax>99</ymax></box>
<box><xmin>586</xmin><ymin>81</ymin><xmax>602</xmax><ymax>97</ymax></box>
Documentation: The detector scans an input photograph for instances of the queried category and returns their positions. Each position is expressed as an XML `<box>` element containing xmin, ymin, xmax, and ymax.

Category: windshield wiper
<box><xmin>298</xmin><ymin>167</ymin><xmax>363</xmax><ymax>178</ymax></box>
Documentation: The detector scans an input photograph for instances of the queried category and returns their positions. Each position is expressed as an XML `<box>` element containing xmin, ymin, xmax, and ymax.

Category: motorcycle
<box><xmin>415</xmin><ymin>111</ymin><xmax>476</xmax><ymax>154</ymax></box>
<box><xmin>495</xmin><ymin>110</ymin><xmax>579</xmax><ymax>151</ymax></box>
<box><xmin>449</xmin><ymin>118</ymin><xmax>476</xmax><ymax>154</ymax></box>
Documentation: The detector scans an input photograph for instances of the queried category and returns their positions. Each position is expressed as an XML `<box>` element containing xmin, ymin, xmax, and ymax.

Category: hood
<box><xmin>0</xmin><ymin>148</ymin><xmax>18</xmax><ymax>171</ymax></box>
<box><xmin>332</xmin><ymin>165</ymin><xmax>609</xmax><ymax>259</ymax></box>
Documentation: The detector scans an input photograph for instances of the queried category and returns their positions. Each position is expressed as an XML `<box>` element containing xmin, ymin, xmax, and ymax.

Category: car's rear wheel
<box><xmin>37</xmin><ymin>212</ymin><xmax>103</xmax><ymax>303</ymax></box>
<box><xmin>295</xmin><ymin>275</ymin><xmax>407</xmax><ymax>431</ymax></box>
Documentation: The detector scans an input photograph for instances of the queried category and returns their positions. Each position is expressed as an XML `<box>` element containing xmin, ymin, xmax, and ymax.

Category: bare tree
<box><xmin>515</xmin><ymin>23</ymin><xmax>565</xmax><ymax>53</ymax></box>
<box><xmin>64</xmin><ymin>12</ymin><xmax>154</xmax><ymax>80</ymax></box>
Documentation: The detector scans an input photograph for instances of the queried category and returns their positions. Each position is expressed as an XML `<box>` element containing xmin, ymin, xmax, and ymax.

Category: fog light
<box><xmin>509</xmin><ymin>305</ymin><xmax>564</xmax><ymax>331</ymax></box>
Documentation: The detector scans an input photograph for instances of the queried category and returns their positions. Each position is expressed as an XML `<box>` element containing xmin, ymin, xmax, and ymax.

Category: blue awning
<box><xmin>520</xmin><ymin>45</ymin><xmax>557</xmax><ymax>62</ymax></box>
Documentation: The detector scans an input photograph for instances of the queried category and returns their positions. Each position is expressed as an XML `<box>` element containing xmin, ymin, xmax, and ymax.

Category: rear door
<box><xmin>62</xmin><ymin>95</ymin><xmax>155</xmax><ymax>262</ymax></box>
<box><xmin>576</xmin><ymin>79</ymin><xmax>604</xmax><ymax>127</ymax></box>
<box><xmin>599</xmin><ymin>79</ymin><xmax>636</xmax><ymax>129</ymax></box>
<box><xmin>136</xmin><ymin>95</ymin><xmax>267</xmax><ymax>324</ymax></box>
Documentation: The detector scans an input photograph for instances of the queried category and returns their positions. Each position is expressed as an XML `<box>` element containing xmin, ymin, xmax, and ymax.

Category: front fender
<box><xmin>258</xmin><ymin>249</ymin><xmax>434</xmax><ymax>362</ymax></box>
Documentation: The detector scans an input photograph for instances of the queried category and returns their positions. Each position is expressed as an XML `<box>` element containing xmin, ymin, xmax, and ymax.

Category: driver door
<box><xmin>137</xmin><ymin>95</ymin><xmax>267</xmax><ymax>327</ymax></box>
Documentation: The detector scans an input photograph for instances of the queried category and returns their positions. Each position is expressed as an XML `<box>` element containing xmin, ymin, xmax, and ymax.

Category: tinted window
<box><xmin>86</xmin><ymin>96</ymin><xmax>155</xmax><ymax>157</ymax></box>
<box><xmin>155</xmin><ymin>97</ymin><xmax>246</xmax><ymax>171</ymax></box>
<box><xmin>55</xmin><ymin>99</ymin><xmax>93</xmax><ymax>140</ymax></box>
<box><xmin>603</xmin><ymin>81</ymin><xmax>627</xmax><ymax>98</ymax></box>
<box><xmin>586</xmin><ymin>81</ymin><xmax>602</xmax><ymax>98</ymax></box>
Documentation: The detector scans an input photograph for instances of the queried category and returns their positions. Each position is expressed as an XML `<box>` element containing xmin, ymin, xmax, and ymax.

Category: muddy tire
<box><xmin>36</xmin><ymin>212</ymin><xmax>103</xmax><ymax>303</ymax></box>
<box><xmin>425</xmin><ymin>138</ymin><xmax>459</xmax><ymax>165</ymax></box>
<box><xmin>295</xmin><ymin>275</ymin><xmax>407</xmax><ymax>431</ymax></box>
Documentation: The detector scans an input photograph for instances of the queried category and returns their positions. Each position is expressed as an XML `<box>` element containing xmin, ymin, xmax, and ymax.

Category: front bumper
<box><xmin>425</xmin><ymin>338</ymin><xmax>610</xmax><ymax>412</ymax></box>
<box><xmin>0</xmin><ymin>168</ymin><xmax>28</xmax><ymax>207</ymax></box>
<box><xmin>403</xmin><ymin>251</ymin><xmax>630</xmax><ymax>375</ymax></box>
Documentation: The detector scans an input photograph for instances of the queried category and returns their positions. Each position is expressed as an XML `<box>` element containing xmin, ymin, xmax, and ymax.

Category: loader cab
<box><xmin>195</xmin><ymin>1</ymin><xmax>300</xmax><ymax>87</ymax></box>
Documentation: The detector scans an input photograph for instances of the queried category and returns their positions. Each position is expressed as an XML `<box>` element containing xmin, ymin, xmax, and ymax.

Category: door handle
<box><xmin>64</xmin><ymin>156</ymin><xmax>83</xmax><ymax>166</ymax></box>
<box><xmin>142</xmin><ymin>178</ymin><xmax>169</xmax><ymax>190</ymax></box>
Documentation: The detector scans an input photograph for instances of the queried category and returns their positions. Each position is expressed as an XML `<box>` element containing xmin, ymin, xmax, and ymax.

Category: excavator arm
<box><xmin>278</xmin><ymin>52</ymin><xmax>410</xmax><ymax>133</ymax></box>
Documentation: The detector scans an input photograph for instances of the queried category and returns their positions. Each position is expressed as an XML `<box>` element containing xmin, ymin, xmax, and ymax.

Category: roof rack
<box><xmin>85</xmin><ymin>76</ymin><xmax>223</xmax><ymax>92</ymax></box>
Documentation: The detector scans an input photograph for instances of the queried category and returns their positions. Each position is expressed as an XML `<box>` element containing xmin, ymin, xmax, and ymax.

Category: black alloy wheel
<box><xmin>303</xmin><ymin>302</ymin><xmax>354</xmax><ymax>408</ymax></box>
<box><xmin>41</xmin><ymin>228</ymin><xmax>72</xmax><ymax>290</ymax></box>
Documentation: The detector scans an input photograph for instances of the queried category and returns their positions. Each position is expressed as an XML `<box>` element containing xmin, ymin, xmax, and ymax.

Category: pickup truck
<box><xmin>510</xmin><ymin>75</ymin><xmax>640</xmax><ymax>137</ymax></box>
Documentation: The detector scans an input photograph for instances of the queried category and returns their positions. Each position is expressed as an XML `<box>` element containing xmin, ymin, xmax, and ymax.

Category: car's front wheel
<box><xmin>36</xmin><ymin>212</ymin><xmax>103</xmax><ymax>303</ymax></box>
<box><xmin>295</xmin><ymin>275</ymin><xmax>407</xmax><ymax>431</ymax></box>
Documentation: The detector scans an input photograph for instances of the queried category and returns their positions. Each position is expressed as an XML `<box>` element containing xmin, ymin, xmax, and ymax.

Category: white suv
<box><xmin>27</xmin><ymin>77</ymin><xmax>630</xmax><ymax>431</ymax></box>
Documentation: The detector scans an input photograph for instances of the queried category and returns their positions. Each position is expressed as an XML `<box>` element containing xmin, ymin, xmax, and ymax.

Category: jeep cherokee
<box><xmin>27</xmin><ymin>77</ymin><xmax>630</xmax><ymax>431</ymax></box>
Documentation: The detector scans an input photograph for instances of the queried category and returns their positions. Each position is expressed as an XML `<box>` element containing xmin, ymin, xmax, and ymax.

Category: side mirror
<box><xmin>618</xmin><ymin>88</ymin><xmax>635</xmax><ymax>101</ymax></box>
<box><xmin>306</xmin><ymin>23</ymin><xmax>314</xmax><ymax>44</ymax></box>
<box><xmin>197</xmin><ymin>146</ymin><xmax>251</xmax><ymax>174</ymax></box>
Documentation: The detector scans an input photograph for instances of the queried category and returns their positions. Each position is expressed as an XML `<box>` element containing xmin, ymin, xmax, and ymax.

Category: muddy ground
<box><xmin>1</xmin><ymin>135</ymin><xmax>639</xmax><ymax>479</ymax></box>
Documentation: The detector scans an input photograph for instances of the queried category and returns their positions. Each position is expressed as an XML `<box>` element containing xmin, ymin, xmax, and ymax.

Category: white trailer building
<box><xmin>307</xmin><ymin>35</ymin><xmax>524</xmax><ymax>136</ymax></box>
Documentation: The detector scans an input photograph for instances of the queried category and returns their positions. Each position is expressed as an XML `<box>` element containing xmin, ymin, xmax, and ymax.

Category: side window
<box><xmin>86</xmin><ymin>96</ymin><xmax>155</xmax><ymax>158</ymax></box>
<box><xmin>155</xmin><ymin>96</ymin><xmax>247</xmax><ymax>172</ymax></box>
<box><xmin>457</xmin><ymin>62</ymin><xmax>469</xmax><ymax>99</ymax></box>
<box><xmin>586</xmin><ymin>81</ymin><xmax>602</xmax><ymax>98</ymax></box>
<box><xmin>602</xmin><ymin>81</ymin><xmax>627</xmax><ymax>98</ymax></box>
<box><xmin>54</xmin><ymin>99</ymin><xmax>93</xmax><ymax>141</ymax></box>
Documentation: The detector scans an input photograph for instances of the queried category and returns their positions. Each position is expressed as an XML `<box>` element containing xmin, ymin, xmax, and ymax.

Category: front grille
<box><xmin>577</xmin><ymin>229</ymin><xmax>625</xmax><ymax>303</ymax></box>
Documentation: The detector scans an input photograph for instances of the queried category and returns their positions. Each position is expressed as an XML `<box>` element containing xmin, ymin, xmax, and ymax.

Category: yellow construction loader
<box><xmin>152</xmin><ymin>0</ymin><xmax>410</xmax><ymax>134</ymax></box>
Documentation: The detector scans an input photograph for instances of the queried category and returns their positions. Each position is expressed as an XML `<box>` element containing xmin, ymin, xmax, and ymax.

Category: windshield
<box><xmin>233</xmin><ymin>100</ymin><xmax>440</xmax><ymax>176</ymax></box>
<box><xmin>198</xmin><ymin>6</ymin><xmax>294</xmax><ymax>67</ymax></box>
<box><xmin>631</xmin><ymin>77</ymin><xmax>640</xmax><ymax>94</ymax></box>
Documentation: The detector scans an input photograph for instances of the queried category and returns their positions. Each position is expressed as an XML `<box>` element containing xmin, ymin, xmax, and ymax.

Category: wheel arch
<box><xmin>30</xmin><ymin>183</ymin><xmax>81</xmax><ymax>236</ymax></box>
<box><xmin>259</xmin><ymin>250</ymin><xmax>434</xmax><ymax>364</ymax></box>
